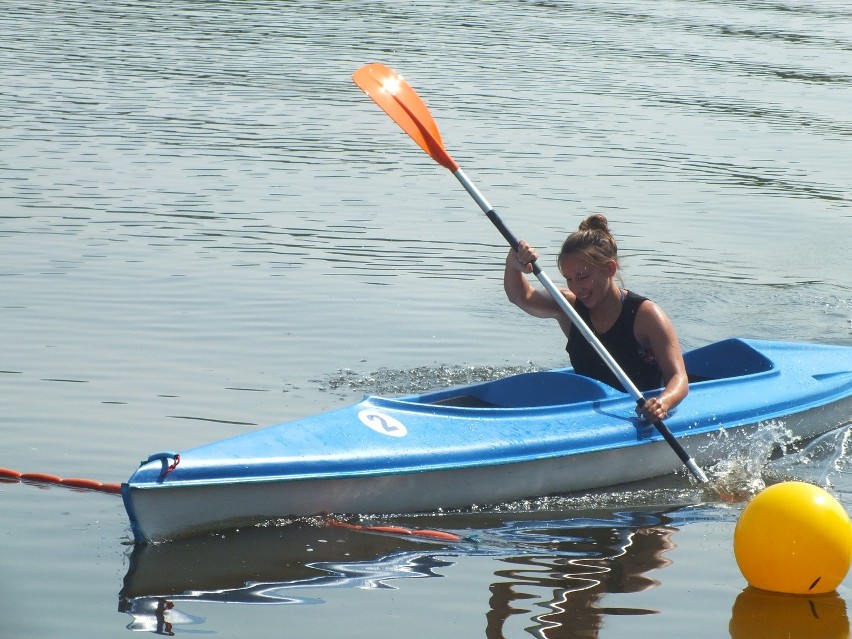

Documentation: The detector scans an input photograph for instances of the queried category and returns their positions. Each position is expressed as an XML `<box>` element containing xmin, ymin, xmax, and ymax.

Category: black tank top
<box><xmin>566</xmin><ymin>290</ymin><xmax>663</xmax><ymax>392</ymax></box>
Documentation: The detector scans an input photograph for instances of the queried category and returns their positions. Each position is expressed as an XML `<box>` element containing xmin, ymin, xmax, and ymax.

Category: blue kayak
<box><xmin>122</xmin><ymin>338</ymin><xmax>852</xmax><ymax>542</ymax></box>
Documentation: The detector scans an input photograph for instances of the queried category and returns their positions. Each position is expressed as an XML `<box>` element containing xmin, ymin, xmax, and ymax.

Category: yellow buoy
<box><xmin>734</xmin><ymin>481</ymin><xmax>852</xmax><ymax>594</ymax></box>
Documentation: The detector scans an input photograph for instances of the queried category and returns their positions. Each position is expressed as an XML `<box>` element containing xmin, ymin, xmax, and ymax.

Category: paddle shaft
<box><xmin>455</xmin><ymin>168</ymin><xmax>708</xmax><ymax>483</ymax></box>
<box><xmin>353</xmin><ymin>63</ymin><xmax>708</xmax><ymax>484</ymax></box>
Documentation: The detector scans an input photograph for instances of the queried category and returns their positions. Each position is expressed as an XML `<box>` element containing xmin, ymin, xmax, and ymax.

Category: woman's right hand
<box><xmin>509</xmin><ymin>240</ymin><xmax>539</xmax><ymax>274</ymax></box>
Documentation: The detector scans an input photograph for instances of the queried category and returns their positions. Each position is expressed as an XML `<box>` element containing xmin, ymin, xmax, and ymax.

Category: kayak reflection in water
<box><xmin>486</xmin><ymin>521</ymin><xmax>676</xmax><ymax>638</ymax></box>
<box><xmin>504</xmin><ymin>213</ymin><xmax>689</xmax><ymax>423</ymax></box>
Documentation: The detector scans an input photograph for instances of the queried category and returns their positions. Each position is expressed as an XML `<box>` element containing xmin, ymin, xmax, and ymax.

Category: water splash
<box><xmin>315</xmin><ymin>363</ymin><xmax>542</xmax><ymax>399</ymax></box>
<box><xmin>767</xmin><ymin>424</ymin><xmax>852</xmax><ymax>489</ymax></box>
<box><xmin>704</xmin><ymin>419</ymin><xmax>797</xmax><ymax>500</ymax></box>
<box><xmin>703</xmin><ymin>421</ymin><xmax>852</xmax><ymax>502</ymax></box>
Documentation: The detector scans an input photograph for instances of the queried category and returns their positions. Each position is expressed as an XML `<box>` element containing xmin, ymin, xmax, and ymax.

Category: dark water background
<box><xmin>2</xmin><ymin>1</ymin><xmax>851</xmax><ymax>636</ymax></box>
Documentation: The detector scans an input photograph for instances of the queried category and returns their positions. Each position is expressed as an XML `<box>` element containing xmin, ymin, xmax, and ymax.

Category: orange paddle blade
<box><xmin>353</xmin><ymin>63</ymin><xmax>459</xmax><ymax>171</ymax></box>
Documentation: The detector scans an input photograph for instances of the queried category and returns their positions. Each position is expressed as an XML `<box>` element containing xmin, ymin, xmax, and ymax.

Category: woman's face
<box><xmin>559</xmin><ymin>253</ymin><xmax>616</xmax><ymax>309</ymax></box>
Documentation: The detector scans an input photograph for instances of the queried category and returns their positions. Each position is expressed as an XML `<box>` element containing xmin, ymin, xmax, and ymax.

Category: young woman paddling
<box><xmin>504</xmin><ymin>214</ymin><xmax>688</xmax><ymax>423</ymax></box>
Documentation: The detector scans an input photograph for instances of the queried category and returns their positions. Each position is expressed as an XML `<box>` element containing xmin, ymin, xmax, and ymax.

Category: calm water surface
<box><xmin>2</xmin><ymin>1</ymin><xmax>851</xmax><ymax>637</ymax></box>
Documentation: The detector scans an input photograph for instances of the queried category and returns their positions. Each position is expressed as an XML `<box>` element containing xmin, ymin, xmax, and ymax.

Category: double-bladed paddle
<box><xmin>352</xmin><ymin>63</ymin><xmax>709</xmax><ymax>484</ymax></box>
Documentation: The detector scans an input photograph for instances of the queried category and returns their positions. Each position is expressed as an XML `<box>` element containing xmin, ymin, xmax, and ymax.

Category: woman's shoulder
<box><xmin>631</xmin><ymin>294</ymin><xmax>676</xmax><ymax>339</ymax></box>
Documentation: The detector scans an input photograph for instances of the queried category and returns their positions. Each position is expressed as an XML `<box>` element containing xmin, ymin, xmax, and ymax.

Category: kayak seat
<box><xmin>428</xmin><ymin>371</ymin><xmax>612</xmax><ymax>409</ymax></box>
<box><xmin>684</xmin><ymin>338</ymin><xmax>774</xmax><ymax>381</ymax></box>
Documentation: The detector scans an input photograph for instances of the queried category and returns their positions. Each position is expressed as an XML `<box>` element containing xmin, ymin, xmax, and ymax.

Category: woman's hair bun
<box><xmin>578</xmin><ymin>213</ymin><xmax>610</xmax><ymax>233</ymax></box>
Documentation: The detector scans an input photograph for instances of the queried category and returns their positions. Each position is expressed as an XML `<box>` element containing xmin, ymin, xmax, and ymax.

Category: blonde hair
<box><xmin>558</xmin><ymin>214</ymin><xmax>618</xmax><ymax>274</ymax></box>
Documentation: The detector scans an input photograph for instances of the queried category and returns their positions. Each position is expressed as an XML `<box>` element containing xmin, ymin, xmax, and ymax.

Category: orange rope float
<box><xmin>0</xmin><ymin>467</ymin><xmax>122</xmax><ymax>495</ymax></box>
<box><xmin>329</xmin><ymin>519</ymin><xmax>463</xmax><ymax>542</ymax></box>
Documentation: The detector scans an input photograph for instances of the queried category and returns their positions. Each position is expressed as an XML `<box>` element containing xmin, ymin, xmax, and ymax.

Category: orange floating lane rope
<box><xmin>63</xmin><ymin>479</ymin><xmax>123</xmax><ymax>495</ymax></box>
<box><xmin>98</xmin><ymin>482</ymin><xmax>123</xmax><ymax>495</ymax></box>
<box><xmin>410</xmin><ymin>529</ymin><xmax>464</xmax><ymax>542</ymax></box>
<box><xmin>1</xmin><ymin>467</ymin><xmax>122</xmax><ymax>495</ymax></box>
<box><xmin>0</xmin><ymin>468</ymin><xmax>23</xmax><ymax>480</ymax></box>
<box><xmin>20</xmin><ymin>472</ymin><xmax>62</xmax><ymax>485</ymax></box>
<box><xmin>363</xmin><ymin>525</ymin><xmax>413</xmax><ymax>536</ymax></box>
<box><xmin>328</xmin><ymin>518</ymin><xmax>463</xmax><ymax>543</ymax></box>
<box><xmin>60</xmin><ymin>478</ymin><xmax>105</xmax><ymax>491</ymax></box>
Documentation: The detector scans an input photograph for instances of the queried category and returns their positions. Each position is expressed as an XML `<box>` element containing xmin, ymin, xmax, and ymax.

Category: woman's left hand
<box><xmin>637</xmin><ymin>396</ymin><xmax>669</xmax><ymax>423</ymax></box>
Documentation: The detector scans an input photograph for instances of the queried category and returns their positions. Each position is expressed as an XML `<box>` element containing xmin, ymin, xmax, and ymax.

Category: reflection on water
<box><xmin>119</xmin><ymin>510</ymin><xmax>677</xmax><ymax>637</ymax></box>
<box><xmin>484</xmin><ymin>521</ymin><xmax>674</xmax><ymax>638</ymax></box>
<box><xmin>119</xmin><ymin>523</ymin><xmax>852</xmax><ymax>637</ymax></box>
<box><xmin>119</xmin><ymin>519</ymin><xmax>453</xmax><ymax>602</ymax></box>
<box><xmin>729</xmin><ymin>588</ymin><xmax>850</xmax><ymax>639</ymax></box>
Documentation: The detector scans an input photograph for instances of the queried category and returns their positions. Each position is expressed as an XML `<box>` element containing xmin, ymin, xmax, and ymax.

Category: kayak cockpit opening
<box><xmin>684</xmin><ymin>338</ymin><xmax>774</xmax><ymax>382</ymax></box>
<box><xmin>417</xmin><ymin>339</ymin><xmax>776</xmax><ymax>409</ymax></box>
<box><xmin>418</xmin><ymin>370</ymin><xmax>615</xmax><ymax>408</ymax></box>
